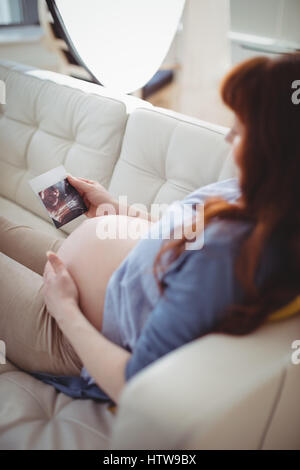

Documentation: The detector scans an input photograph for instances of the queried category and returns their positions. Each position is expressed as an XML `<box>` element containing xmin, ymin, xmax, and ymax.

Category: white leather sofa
<box><xmin>0</xmin><ymin>61</ymin><xmax>299</xmax><ymax>450</ymax></box>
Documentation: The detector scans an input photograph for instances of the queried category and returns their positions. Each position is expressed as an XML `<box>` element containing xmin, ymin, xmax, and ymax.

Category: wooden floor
<box><xmin>146</xmin><ymin>69</ymin><xmax>233</xmax><ymax>128</ymax></box>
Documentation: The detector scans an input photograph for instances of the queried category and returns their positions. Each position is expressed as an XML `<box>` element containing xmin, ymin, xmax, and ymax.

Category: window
<box><xmin>0</xmin><ymin>0</ymin><xmax>39</xmax><ymax>27</ymax></box>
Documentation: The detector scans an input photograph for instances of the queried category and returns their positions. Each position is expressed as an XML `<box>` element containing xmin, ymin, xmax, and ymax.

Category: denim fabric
<box><xmin>31</xmin><ymin>371</ymin><xmax>114</xmax><ymax>404</ymax></box>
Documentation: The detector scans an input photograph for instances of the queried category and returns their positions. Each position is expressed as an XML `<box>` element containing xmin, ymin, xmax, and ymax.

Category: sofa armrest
<box><xmin>110</xmin><ymin>317</ymin><xmax>299</xmax><ymax>450</ymax></box>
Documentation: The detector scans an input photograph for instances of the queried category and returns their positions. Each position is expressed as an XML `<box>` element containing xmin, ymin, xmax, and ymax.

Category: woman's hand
<box><xmin>43</xmin><ymin>251</ymin><xmax>80</xmax><ymax>326</ymax></box>
<box><xmin>67</xmin><ymin>174</ymin><xmax>117</xmax><ymax>218</ymax></box>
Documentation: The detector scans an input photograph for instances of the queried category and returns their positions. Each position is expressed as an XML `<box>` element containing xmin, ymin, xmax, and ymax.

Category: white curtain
<box><xmin>178</xmin><ymin>0</ymin><xmax>232</xmax><ymax>126</ymax></box>
<box><xmin>0</xmin><ymin>0</ymin><xmax>12</xmax><ymax>24</ymax></box>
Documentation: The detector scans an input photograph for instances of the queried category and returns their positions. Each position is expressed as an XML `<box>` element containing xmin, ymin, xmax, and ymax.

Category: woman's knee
<box><xmin>0</xmin><ymin>254</ymin><xmax>82</xmax><ymax>375</ymax></box>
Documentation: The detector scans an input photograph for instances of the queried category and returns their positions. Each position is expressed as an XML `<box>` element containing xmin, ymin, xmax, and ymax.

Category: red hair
<box><xmin>153</xmin><ymin>53</ymin><xmax>300</xmax><ymax>335</ymax></box>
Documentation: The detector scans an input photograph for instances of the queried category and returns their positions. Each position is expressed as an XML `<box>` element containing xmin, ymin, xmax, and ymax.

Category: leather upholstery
<box><xmin>111</xmin><ymin>314</ymin><xmax>300</xmax><ymax>450</ymax></box>
<box><xmin>108</xmin><ymin>107</ymin><xmax>234</xmax><ymax>208</ymax></box>
<box><xmin>0</xmin><ymin>60</ymin><xmax>149</xmax><ymax>235</ymax></box>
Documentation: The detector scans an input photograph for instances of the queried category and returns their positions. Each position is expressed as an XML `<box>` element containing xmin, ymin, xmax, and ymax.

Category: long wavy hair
<box><xmin>153</xmin><ymin>53</ymin><xmax>300</xmax><ymax>335</ymax></box>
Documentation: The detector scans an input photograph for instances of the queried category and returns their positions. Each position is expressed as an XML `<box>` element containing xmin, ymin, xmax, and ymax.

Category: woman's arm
<box><xmin>67</xmin><ymin>175</ymin><xmax>160</xmax><ymax>223</ymax></box>
<box><xmin>59</xmin><ymin>304</ymin><xmax>131</xmax><ymax>404</ymax></box>
<box><xmin>43</xmin><ymin>251</ymin><xmax>131</xmax><ymax>404</ymax></box>
<box><xmin>112</xmin><ymin>198</ymin><xmax>160</xmax><ymax>223</ymax></box>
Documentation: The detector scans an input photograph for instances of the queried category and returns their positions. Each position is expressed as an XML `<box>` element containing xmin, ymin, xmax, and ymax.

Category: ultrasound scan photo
<box><xmin>38</xmin><ymin>178</ymin><xmax>87</xmax><ymax>228</ymax></box>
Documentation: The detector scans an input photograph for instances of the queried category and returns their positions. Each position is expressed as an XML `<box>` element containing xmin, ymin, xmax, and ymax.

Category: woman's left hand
<box><xmin>43</xmin><ymin>251</ymin><xmax>80</xmax><ymax>325</ymax></box>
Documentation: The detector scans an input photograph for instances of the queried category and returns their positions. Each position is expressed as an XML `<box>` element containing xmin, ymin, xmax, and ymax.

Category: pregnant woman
<box><xmin>1</xmin><ymin>53</ymin><xmax>300</xmax><ymax>406</ymax></box>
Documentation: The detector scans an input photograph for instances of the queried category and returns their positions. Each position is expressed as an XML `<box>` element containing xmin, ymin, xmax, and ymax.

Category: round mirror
<box><xmin>51</xmin><ymin>0</ymin><xmax>186</xmax><ymax>93</ymax></box>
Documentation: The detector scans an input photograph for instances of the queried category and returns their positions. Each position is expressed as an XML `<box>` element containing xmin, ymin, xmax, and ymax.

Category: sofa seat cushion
<box><xmin>0</xmin><ymin>196</ymin><xmax>66</xmax><ymax>238</ymax></box>
<box><xmin>0</xmin><ymin>360</ymin><xmax>115</xmax><ymax>450</ymax></box>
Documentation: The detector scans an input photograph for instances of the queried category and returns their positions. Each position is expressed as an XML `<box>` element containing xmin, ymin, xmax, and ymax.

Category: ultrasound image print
<box><xmin>38</xmin><ymin>178</ymin><xmax>87</xmax><ymax>228</ymax></box>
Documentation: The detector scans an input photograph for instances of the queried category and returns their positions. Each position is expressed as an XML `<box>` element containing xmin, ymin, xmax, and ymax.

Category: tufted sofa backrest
<box><xmin>0</xmin><ymin>61</ymin><xmax>236</xmax><ymax>234</ymax></box>
<box><xmin>0</xmin><ymin>61</ymin><xmax>148</xmax><ymax>233</ymax></box>
<box><xmin>109</xmin><ymin>107</ymin><xmax>236</xmax><ymax>209</ymax></box>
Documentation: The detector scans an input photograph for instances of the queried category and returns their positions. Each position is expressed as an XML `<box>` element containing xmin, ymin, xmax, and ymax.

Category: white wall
<box><xmin>230</xmin><ymin>0</ymin><xmax>300</xmax><ymax>43</ymax></box>
<box><xmin>177</xmin><ymin>0</ymin><xmax>233</xmax><ymax>126</ymax></box>
<box><xmin>0</xmin><ymin>42</ymin><xmax>59</xmax><ymax>71</ymax></box>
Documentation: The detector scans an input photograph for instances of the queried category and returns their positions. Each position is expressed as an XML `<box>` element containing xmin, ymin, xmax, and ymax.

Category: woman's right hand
<box><xmin>67</xmin><ymin>174</ymin><xmax>117</xmax><ymax>218</ymax></box>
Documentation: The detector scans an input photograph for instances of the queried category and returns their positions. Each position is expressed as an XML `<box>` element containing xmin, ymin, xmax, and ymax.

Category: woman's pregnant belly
<box><xmin>44</xmin><ymin>215</ymin><xmax>153</xmax><ymax>331</ymax></box>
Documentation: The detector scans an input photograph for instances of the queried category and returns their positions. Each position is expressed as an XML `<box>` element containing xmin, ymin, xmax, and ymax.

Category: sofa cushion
<box><xmin>109</xmin><ymin>106</ymin><xmax>235</xmax><ymax>209</ymax></box>
<box><xmin>0</xmin><ymin>360</ymin><xmax>115</xmax><ymax>450</ymax></box>
<box><xmin>0</xmin><ymin>196</ymin><xmax>66</xmax><ymax>238</ymax></box>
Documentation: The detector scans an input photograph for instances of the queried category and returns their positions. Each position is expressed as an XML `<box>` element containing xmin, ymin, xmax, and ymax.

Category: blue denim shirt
<box><xmin>31</xmin><ymin>178</ymin><xmax>283</xmax><ymax>405</ymax></box>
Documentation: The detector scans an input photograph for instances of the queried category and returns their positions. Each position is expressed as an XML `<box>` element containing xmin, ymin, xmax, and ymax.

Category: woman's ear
<box><xmin>232</xmin><ymin>134</ymin><xmax>243</xmax><ymax>168</ymax></box>
<box><xmin>225</xmin><ymin>128</ymin><xmax>235</xmax><ymax>144</ymax></box>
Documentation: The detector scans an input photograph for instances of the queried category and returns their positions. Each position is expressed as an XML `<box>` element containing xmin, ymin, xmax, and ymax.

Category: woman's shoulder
<box><xmin>182</xmin><ymin>178</ymin><xmax>241</xmax><ymax>206</ymax></box>
<box><xmin>177</xmin><ymin>217</ymin><xmax>254</xmax><ymax>266</ymax></box>
<box><xmin>203</xmin><ymin>217</ymin><xmax>254</xmax><ymax>251</ymax></box>
<box><xmin>163</xmin><ymin>217</ymin><xmax>254</xmax><ymax>283</ymax></box>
